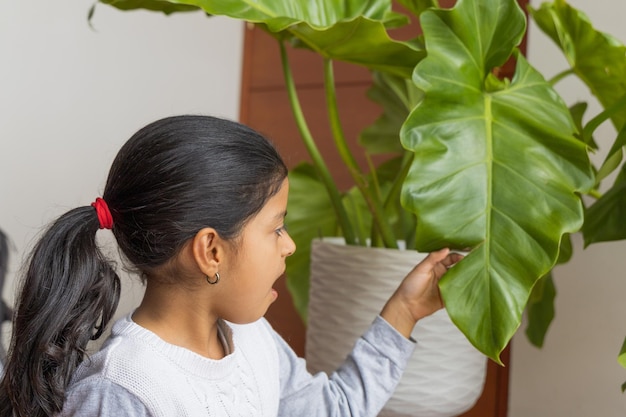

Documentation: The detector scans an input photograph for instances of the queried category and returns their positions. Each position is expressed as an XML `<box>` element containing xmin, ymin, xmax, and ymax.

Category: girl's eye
<box><xmin>275</xmin><ymin>225</ymin><xmax>288</xmax><ymax>236</ymax></box>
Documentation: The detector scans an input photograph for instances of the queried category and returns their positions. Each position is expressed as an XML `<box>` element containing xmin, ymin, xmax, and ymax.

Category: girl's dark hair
<box><xmin>0</xmin><ymin>229</ymin><xmax>13</xmax><ymax>360</ymax></box>
<box><xmin>0</xmin><ymin>115</ymin><xmax>288</xmax><ymax>417</ymax></box>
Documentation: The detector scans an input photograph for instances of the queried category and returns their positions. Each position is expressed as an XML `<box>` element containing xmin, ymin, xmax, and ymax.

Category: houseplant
<box><xmin>92</xmin><ymin>0</ymin><xmax>626</xmax><ymax>374</ymax></box>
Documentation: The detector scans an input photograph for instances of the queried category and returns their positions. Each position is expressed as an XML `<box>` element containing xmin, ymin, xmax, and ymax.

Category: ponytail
<box><xmin>0</xmin><ymin>229</ymin><xmax>12</xmax><ymax>361</ymax></box>
<box><xmin>0</xmin><ymin>206</ymin><xmax>120</xmax><ymax>417</ymax></box>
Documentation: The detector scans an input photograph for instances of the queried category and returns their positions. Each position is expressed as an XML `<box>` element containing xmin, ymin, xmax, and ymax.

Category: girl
<box><xmin>0</xmin><ymin>115</ymin><xmax>461</xmax><ymax>417</ymax></box>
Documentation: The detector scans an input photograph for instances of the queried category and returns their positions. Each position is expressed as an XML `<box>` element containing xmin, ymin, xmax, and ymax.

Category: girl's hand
<box><xmin>380</xmin><ymin>248</ymin><xmax>463</xmax><ymax>339</ymax></box>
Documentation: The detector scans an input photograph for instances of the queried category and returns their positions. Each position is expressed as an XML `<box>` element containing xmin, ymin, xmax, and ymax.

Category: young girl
<box><xmin>0</xmin><ymin>115</ymin><xmax>461</xmax><ymax>417</ymax></box>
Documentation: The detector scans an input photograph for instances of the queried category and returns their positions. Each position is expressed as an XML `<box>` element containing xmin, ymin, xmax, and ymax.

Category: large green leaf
<box><xmin>400</xmin><ymin>0</ymin><xmax>594</xmax><ymax>362</ymax></box>
<box><xmin>100</xmin><ymin>0</ymin><xmax>424</xmax><ymax>77</ymax></box>
<box><xmin>524</xmin><ymin>234</ymin><xmax>572</xmax><ymax>348</ymax></box>
<box><xmin>583</xmin><ymin>162</ymin><xmax>626</xmax><ymax>246</ymax></box>
<box><xmin>99</xmin><ymin>0</ymin><xmax>200</xmax><ymax>13</ymax></box>
<box><xmin>524</xmin><ymin>273</ymin><xmax>556</xmax><ymax>348</ymax></box>
<box><xmin>287</xmin><ymin>17</ymin><xmax>424</xmax><ymax>78</ymax></box>
<box><xmin>100</xmin><ymin>0</ymin><xmax>394</xmax><ymax>30</ymax></box>
<box><xmin>530</xmin><ymin>0</ymin><xmax>626</xmax><ymax>131</ymax></box>
<box><xmin>102</xmin><ymin>0</ymin><xmax>388</xmax><ymax>23</ymax></box>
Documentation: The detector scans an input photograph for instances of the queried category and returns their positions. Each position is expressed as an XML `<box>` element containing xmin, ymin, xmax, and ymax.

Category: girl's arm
<box><xmin>60</xmin><ymin>378</ymin><xmax>153</xmax><ymax>417</ymax></box>
<box><xmin>275</xmin><ymin>249</ymin><xmax>460</xmax><ymax>416</ymax></box>
<box><xmin>275</xmin><ymin>315</ymin><xmax>414</xmax><ymax>417</ymax></box>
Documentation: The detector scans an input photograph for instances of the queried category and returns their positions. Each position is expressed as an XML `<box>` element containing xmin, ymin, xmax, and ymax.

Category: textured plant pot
<box><xmin>305</xmin><ymin>238</ymin><xmax>487</xmax><ymax>417</ymax></box>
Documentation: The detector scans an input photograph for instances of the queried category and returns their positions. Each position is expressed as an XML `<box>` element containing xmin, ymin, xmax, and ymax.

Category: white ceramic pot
<box><xmin>305</xmin><ymin>238</ymin><xmax>487</xmax><ymax>417</ymax></box>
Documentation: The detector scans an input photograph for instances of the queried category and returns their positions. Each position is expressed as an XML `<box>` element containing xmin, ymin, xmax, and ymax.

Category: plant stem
<box><xmin>279</xmin><ymin>43</ymin><xmax>357</xmax><ymax>245</ymax></box>
<box><xmin>582</xmin><ymin>92</ymin><xmax>626</xmax><ymax>141</ymax></box>
<box><xmin>385</xmin><ymin>151</ymin><xmax>416</xmax><ymax>248</ymax></box>
<box><xmin>384</xmin><ymin>151</ymin><xmax>413</xmax><ymax>211</ymax></box>
<box><xmin>323</xmin><ymin>58</ymin><xmax>398</xmax><ymax>249</ymax></box>
<box><xmin>548</xmin><ymin>68</ymin><xmax>575</xmax><ymax>86</ymax></box>
<box><xmin>587</xmin><ymin>188</ymin><xmax>602</xmax><ymax>200</ymax></box>
<box><xmin>365</xmin><ymin>155</ymin><xmax>383</xmax><ymax>247</ymax></box>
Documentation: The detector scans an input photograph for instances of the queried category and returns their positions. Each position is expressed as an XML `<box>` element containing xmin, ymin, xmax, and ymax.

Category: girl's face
<box><xmin>216</xmin><ymin>178</ymin><xmax>296</xmax><ymax>324</ymax></box>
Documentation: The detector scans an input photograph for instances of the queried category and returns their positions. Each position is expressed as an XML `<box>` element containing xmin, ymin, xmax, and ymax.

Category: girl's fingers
<box><xmin>442</xmin><ymin>252</ymin><xmax>464</xmax><ymax>268</ymax></box>
<box><xmin>420</xmin><ymin>248</ymin><xmax>450</xmax><ymax>268</ymax></box>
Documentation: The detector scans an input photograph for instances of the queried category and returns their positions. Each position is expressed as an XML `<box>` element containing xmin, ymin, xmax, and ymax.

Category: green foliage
<box><xmin>619</xmin><ymin>337</ymin><xmax>626</xmax><ymax>392</ymax></box>
<box><xmin>96</xmin><ymin>0</ymin><xmax>626</xmax><ymax>368</ymax></box>
<box><xmin>524</xmin><ymin>235</ymin><xmax>571</xmax><ymax>348</ymax></box>
<box><xmin>400</xmin><ymin>0</ymin><xmax>593</xmax><ymax>361</ymax></box>
<box><xmin>524</xmin><ymin>274</ymin><xmax>556</xmax><ymax>348</ymax></box>
<box><xmin>284</xmin><ymin>164</ymin><xmax>338</xmax><ymax>321</ymax></box>
<box><xmin>102</xmin><ymin>0</ymin><xmax>423</xmax><ymax>77</ymax></box>
<box><xmin>99</xmin><ymin>0</ymin><xmax>200</xmax><ymax>13</ymax></box>
<box><xmin>286</xmin><ymin>155</ymin><xmax>415</xmax><ymax>323</ymax></box>
<box><xmin>583</xmin><ymin>162</ymin><xmax>626</xmax><ymax>245</ymax></box>
<box><xmin>530</xmin><ymin>0</ymin><xmax>626</xmax><ymax>131</ymax></box>
<box><xmin>360</xmin><ymin>72</ymin><xmax>423</xmax><ymax>154</ymax></box>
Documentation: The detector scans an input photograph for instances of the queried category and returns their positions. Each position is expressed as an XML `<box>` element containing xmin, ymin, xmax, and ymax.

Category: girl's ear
<box><xmin>190</xmin><ymin>228</ymin><xmax>222</xmax><ymax>276</ymax></box>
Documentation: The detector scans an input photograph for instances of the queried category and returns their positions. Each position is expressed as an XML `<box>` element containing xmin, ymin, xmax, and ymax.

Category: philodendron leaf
<box><xmin>395</xmin><ymin>0</ymin><xmax>439</xmax><ymax>17</ymax></box>
<box><xmin>400</xmin><ymin>0</ymin><xmax>594</xmax><ymax>362</ymax></box>
<box><xmin>583</xmin><ymin>162</ymin><xmax>626</xmax><ymax>246</ymax></box>
<box><xmin>289</xmin><ymin>17</ymin><xmax>424</xmax><ymax>78</ymax></box>
<box><xmin>530</xmin><ymin>0</ymin><xmax>626</xmax><ymax>131</ymax></box>
<box><xmin>568</xmin><ymin>102</ymin><xmax>598</xmax><ymax>148</ymax></box>
<box><xmin>524</xmin><ymin>273</ymin><xmax>556</xmax><ymax>348</ymax></box>
<box><xmin>101</xmin><ymin>0</ymin><xmax>423</xmax><ymax>78</ymax></box>
<box><xmin>524</xmin><ymin>233</ymin><xmax>572</xmax><ymax>348</ymax></box>
<box><xmin>596</xmin><ymin>124</ymin><xmax>626</xmax><ymax>184</ymax></box>
<box><xmin>101</xmin><ymin>0</ymin><xmax>387</xmax><ymax>23</ymax></box>
<box><xmin>99</xmin><ymin>0</ymin><xmax>200</xmax><ymax>13</ymax></box>
<box><xmin>360</xmin><ymin>72</ymin><xmax>424</xmax><ymax>155</ymax></box>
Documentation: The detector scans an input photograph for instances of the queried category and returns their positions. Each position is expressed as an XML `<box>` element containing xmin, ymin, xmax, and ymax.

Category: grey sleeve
<box><xmin>60</xmin><ymin>377</ymin><xmax>153</xmax><ymax>417</ymax></box>
<box><xmin>276</xmin><ymin>315</ymin><xmax>415</xmax><ymax>417</ymax></box>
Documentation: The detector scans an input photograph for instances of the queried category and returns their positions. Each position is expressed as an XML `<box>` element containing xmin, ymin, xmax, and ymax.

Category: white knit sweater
<box><xmin>61</xmin><ymin>313</ymin><xmax>415</xmax><ymax>416</ymax></box>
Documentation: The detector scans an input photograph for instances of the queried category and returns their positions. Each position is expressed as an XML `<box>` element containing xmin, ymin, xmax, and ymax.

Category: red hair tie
<box><xmin>91</xmin><ymin>197</ymin><xmax>114</xmax><ymax>230</ymax></box>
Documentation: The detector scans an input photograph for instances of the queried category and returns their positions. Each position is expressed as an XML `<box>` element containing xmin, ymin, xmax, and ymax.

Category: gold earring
<box><xmin>206</xmin><ymin>272</ymin><xmax>220</xmax><ymax>285</ymax></box>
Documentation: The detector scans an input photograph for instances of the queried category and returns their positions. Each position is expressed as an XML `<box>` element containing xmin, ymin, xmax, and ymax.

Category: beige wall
<box><xmin>0</xmin><ymin>2</ymin><xmax>244</xmax><ymax>330</ymax></box>
<box><xmin>509</xmin><ymin>0</ymin><xmax>626</xmax><ymax>415</ymax></box>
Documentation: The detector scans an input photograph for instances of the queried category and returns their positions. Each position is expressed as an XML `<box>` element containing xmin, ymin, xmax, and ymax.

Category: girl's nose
<box><xmin>284</xmin><ymin>234</ymin><xmax>296</xmax><ymax>257</ymax></box>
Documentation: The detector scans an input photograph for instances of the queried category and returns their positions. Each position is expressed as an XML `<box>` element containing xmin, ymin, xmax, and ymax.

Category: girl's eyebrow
<box><xmin>274</xmin><ymin>210</ymin><xmax>288</xmax><ymax>221</ymax></box>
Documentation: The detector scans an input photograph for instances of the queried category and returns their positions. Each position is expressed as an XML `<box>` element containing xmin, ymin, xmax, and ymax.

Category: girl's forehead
<box><xmin>251</xmin><ymin>180</ymin><xmax>289</xmax><ymax>223</ymax></box>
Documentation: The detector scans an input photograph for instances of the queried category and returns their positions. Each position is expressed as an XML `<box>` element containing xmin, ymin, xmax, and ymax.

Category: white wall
<box><xmin>2</xmin><ymin>1</ymin><xmax>626</xmax><ymax>415</ymax></box>
<box><xmin>509</xmin><ymin>0</ymin><xmax>626</xmax><ymax>415</ymax></box>
<box><xmin>0</xmin><ymin>1</ymin><xmax>243</xmax><ymax>331</ymax></box>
